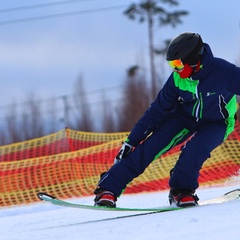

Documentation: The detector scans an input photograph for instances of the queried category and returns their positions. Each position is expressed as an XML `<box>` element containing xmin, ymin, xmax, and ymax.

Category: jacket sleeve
<box><xmin>127</xmin><ymin>73</ymin><xmax>178</xmax><ymax>146</ymax></box>
<box><xmin>228</xmin><ymin>64</ymin><xmax>240</xmax><ymax>95</ymax></box>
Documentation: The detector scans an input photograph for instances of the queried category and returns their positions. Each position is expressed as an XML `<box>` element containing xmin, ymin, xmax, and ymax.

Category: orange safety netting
<box><xmin>0</xmin><ymin>122</ymin><xmax>240</xmax><ymax>207</ymax></box>
<box><xmin>0</xmin><ymin>128</ymin><xmax>129</xmax><ymax>161</ymax></box>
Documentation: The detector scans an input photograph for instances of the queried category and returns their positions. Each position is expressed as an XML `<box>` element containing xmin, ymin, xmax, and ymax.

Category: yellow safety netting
<box><xmin>0</xmin><ymin>123</ymin><xmax>240</xmax><ymax>207</ymax></box>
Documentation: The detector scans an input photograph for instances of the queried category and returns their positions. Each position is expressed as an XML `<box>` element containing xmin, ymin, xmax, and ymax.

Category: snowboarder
<box><xmin>93</xmin><ymin>32</ymin><xmax>240</xmax><ymax>208</ymax></box>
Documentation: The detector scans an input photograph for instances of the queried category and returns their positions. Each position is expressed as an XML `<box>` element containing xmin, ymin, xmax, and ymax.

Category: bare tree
<box><xmin>1</xmin><ymin>94</ymin><xmax>46</xmax><ymax>143</ymax></box>
<box><xmin>117</xmin><ymin>66</ymin><xmax>151</xmax><ymax>131</ymax></box>
<box><xmin>0</xmin><ymin>127</ymin><xmax>7</xmax><ymax>145</ymax></box>
<box><xmin>124</xmin><ymin>0</ymin><xmax>188</xmax><ymax>99</ymax></box>
<box><xmin>72</xmin><ymin>76</ymin><xmax>93</xmax><ymax>131</ymax></box>
<box><xmin>5</xmin><ymin>102</ymin><xmax>23</xmax><ymax>143</ymax></box>
<box><xmin>101</xmin><ymin>90</ymin><xmax>116</xmax><ymax>132</ymax></box>
<box><xmin>20</xmin><ymin>93</ymin><xmax>45</xmax><ymax>140</ymax></box>
<box><xmin>46</xmin><ymin>97</ymin><xmax>59</xmax><ymax>133</ymax></box>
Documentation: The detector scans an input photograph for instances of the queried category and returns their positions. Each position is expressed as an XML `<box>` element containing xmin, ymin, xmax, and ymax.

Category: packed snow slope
<box><xmin>1</xmin><ymin>185</ymin><xmax>240</xmax><ymax>240</ymax></box>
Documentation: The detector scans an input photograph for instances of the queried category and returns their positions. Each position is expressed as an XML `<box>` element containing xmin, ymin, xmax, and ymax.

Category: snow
<box><xmin>1</xmin><ymin>185</ymin><xmax>240</xmax><ymax>240</ymax></box>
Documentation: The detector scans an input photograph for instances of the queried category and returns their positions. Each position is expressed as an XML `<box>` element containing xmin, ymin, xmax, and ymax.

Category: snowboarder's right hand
<box><xmin>114</xmin><ymin>142</ymin><xmax>133</xmax><ymax>164</ymax></box>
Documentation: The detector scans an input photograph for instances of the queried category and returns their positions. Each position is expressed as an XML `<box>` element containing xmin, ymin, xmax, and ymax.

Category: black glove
<box><xmin>114</xmin><ymin>142</ymin><xmax>133</xmax><ymax>164</ymax></box>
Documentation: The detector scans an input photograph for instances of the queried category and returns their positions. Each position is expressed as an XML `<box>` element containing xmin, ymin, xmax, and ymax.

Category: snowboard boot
<box><xmin>169</xmin><ymin>188</ymin><xmax>199</xmax><ymax>207</ymax></box>
<box><xmin>94</xmin><ymin>188</ymin><xmax>117</xmax><ymax>208</ymax></box>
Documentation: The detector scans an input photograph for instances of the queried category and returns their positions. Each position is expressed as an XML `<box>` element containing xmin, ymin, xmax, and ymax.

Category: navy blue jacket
<box><xmin>127</xmin><ymin>43</ymin><xmax>240</xmax><ymax>146</ymax></box>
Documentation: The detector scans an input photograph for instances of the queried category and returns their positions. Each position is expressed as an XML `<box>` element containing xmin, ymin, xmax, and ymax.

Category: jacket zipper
<box><xmin>191</xmin><ymin>78</ymin><xmax>201</xmax><ymax>121</ymax></box>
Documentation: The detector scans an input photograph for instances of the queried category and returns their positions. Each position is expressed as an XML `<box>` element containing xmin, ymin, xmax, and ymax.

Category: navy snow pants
<box><xmin>98</xmin><ymin>112</ymin><xmax>227</xmax><ymax>197</ymax></box>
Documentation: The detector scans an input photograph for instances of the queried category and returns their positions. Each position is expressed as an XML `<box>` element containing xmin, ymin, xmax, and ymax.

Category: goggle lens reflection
<box><xmin>168</xmin><ymin>59</ymin><xmax>184</xmax><ymax>70</ymax></box>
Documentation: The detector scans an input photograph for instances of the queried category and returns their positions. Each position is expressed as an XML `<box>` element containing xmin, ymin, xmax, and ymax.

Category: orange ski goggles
<box><xmin>168</xmin><ymin>59</ymin><xmax>184</xmax><ymax>71</ymax></box>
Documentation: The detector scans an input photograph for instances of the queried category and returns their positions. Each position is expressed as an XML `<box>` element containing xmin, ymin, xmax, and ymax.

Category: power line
<box><xmin>0</xmin><ymin>4</ymin><xmax>128</xmax><ymax>26</ymax></box>
<box><xmin>0</xmin><ymin>85</ymin><xmax>124</xmax><ymax>110</ymax></box>
<box><xmin>0</xmin><ymin>0</ymin><xmax>97</xmax><ymax>13</ymax></box>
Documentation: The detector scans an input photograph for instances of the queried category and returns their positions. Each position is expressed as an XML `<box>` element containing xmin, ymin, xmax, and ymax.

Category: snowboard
<box><xmin>37</xmin><ymin>188</ymin><xmax>240</xmax><ymax>213</ymax></box>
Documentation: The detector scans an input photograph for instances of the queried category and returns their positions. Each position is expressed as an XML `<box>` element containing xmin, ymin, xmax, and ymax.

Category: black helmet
<box><xmin>166</xmin><ymin>32</ymin><xmax>203</xmax><ymax>65</ymax></box>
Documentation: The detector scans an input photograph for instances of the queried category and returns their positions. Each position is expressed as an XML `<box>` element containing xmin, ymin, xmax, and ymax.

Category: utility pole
<box><xmin>147</xmin><ymin>0</ymin><xmax>157</xmax><ymax>99</ymax></box>
<box><xmin>62</xmin><ymin>95</ymin><xmax>69</xmax><ymax>127</ymax></box>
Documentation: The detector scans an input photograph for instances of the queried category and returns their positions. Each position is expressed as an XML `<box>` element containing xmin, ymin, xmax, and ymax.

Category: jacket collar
<box><xmin>191</xmin><ymin>43</ymin><xmax>214</xmax><ymax>80</ymax></box>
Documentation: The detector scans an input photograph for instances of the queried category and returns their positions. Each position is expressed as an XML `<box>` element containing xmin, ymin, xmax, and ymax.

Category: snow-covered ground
<box><xmin>1</xmin><ymin>184</ymin><xmax>240</xmax><ymax>240</ymax></box>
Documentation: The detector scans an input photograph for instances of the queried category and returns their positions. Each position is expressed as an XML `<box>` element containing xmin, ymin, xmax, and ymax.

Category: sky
<box><xmin>0</xmin><ymin>0</ymin><xmax>240</xmax><ymax>128</ymax></box>
<box><xmin>0</xmin><ymin>185</ymin><xmax>240</xmax><ymax>240</ymax></box>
